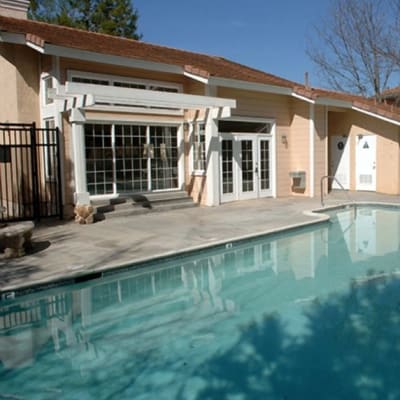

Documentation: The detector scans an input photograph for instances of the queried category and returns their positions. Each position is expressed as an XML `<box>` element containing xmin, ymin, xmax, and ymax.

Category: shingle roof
<box><xmin>1</xmin><ymin>15</ymin><xmax>400</xmax><ymax>124</ymax></box>
<box><xmin>0</xmin><ymin>15</ymin><xmax>297</xmax><ymax>88</ymax></box>
<box><xmin>294</xmin><ymin>86</ymin><xmax>400</xmax><ymax>123</ymax></box>
<box><xmin>381</xmin><ymin>86</ymin><xmax>400</xmax><ymax>98</ymax></box>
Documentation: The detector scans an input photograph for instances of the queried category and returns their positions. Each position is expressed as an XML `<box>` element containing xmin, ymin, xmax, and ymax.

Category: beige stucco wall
<box><xmin>0</xmin><ymin>43</ymin><xmax>18</xmax><ymax>122</ymax></box>
<box><xmin>314</xmin><ymin>105</ymin><xmax>328</xmax><ymax>196</ymax></box>
<box><xmin>287</xmin><ymin>102</ymin><xmax>328</xmax><ymax>198</ymax></box>
<box><xmin>61</xmin><ymin>114</ymin><xmax>75</xmax><ymax>217</ymax></box>
<box><xmin>0</xmin><ymin>43</ymin><xmax>40</xmax><ymax>123</ymax></box>
<box><xmin>289</xmin><ymin>99</ymin><xmax>310</xmax><ymax>196</ymax></box>
<box><xmin>328</xmin><ymin>110</ymin><xmax>400</xmax><ymax>194</ymax></box>
<box><xmin>188</xmin><ymin>175</ymin><xmax>207</xmax><ymax>205</ymax></box>
<box><xmin>0</xmin><ymin>43</ymin><xmax>42</xmax><ymax>217</ymax></box>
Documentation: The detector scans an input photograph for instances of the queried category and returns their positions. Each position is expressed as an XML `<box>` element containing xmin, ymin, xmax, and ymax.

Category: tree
<box><xmin>28</xmin><ymin>0</ymin><xmax>141</xmax><ymax>40</ymax></box>
<box><xmin>307</xmin><ymin>0</ymin><xmax>397</xmax><ymax>101</ymax></box>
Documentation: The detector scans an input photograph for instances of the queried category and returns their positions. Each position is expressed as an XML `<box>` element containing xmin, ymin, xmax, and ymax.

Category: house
<box><xmin>1</xmin><ymin>0</ymin><xmax>400</xmax><ymax>221</ymax></box>
<box><xmin>381</xmin><ymin>86</ymin><xmax>400</xmax><ymax>107</ymax></box>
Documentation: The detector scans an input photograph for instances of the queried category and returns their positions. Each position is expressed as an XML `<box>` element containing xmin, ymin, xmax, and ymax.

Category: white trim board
<box><xmin>64</xmin><ymin>82</ymin><xmax>236</xmax><ymax>110</ymax></box>
<box><xmin>210</xmin><ymin>76</ymin><xmax>293</xmax><ymax>96</ymax></box>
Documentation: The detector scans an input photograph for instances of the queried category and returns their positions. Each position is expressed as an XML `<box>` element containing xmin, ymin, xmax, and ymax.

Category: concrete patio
<box><xmin>1</xmin><ymin>191</ymin><xmax>399</xmax><ymax>295</ymax></box>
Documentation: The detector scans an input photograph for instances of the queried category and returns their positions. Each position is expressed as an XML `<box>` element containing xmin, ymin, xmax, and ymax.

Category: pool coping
<box><xmin>2</xmin><ymin>201</ymin><xmax>400</xmax><ymax>300</ymax></box>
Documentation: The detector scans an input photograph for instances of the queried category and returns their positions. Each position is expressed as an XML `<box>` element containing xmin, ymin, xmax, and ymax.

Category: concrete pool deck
<box><xmin>1</xmin><ymin>191</ymin><xmax>399</xmax><ymax>294</ymax></box>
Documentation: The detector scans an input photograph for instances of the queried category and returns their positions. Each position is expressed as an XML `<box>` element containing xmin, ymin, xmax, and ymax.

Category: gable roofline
<box><xmin>0</xmin><ymin>15</ymin><xmax>298</xmax><ymax>89</ymax></box>
<box><xmin>1</xmin><ymin>15</ymin><xmax>400</xmax><ymax>126</ymax></box>
<box><xmin>293</xmin><ymin>86</ymin><xmax>400</xmax><ymax>126</ymax></box>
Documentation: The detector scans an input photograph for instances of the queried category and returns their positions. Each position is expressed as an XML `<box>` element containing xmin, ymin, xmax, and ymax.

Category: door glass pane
<box><xmin>260</xmin><ymin>140</ymin><xmax>270</xmax><ymax>190</ymax></box>
<box><xmin>222</xmin><ymin>140</ymin><xmax>233</xmax><ymax>194</ymax></box>
<box><xmin>85</xmin><ymin>124</ymin><xmax>113</xmax><ymax>195</ymax></box>
<box><xmin>241</xmin><ymin>140</ymin><xmax>253</xmax><ymax>192</ymax></box>
<box><xmin>115</xmin><ymin>125</ymin><xmax>147</xmax><ymax>193</ymax></box>
<box><xmin>150</xmin><ymin>126</ymin><xmax>178</xmax><ymax>190</ymax></box>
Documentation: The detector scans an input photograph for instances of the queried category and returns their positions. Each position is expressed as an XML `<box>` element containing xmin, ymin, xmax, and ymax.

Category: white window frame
<box><xmin>43</xmin><ymin>118</ymin><xmax>57</xmax><ymax>181</ymax></box>
<box><xmin>83</xmin><ymin>120</ymin><xmax>183</xmax><ymax>200</ymax></box>
<box><xmin>67</xmin><ymin>70</ymin><xmax>183</xmax><ymax>93</ymax></box>
<box><xmin>192</xmin><ymin>121</ymin><xmax>206</xmax><ymax>175</ymax></box>
<box><xmin>41</xmin><ymin>74</ymin><xmax>55</xmax><ymax>106</ymax></box>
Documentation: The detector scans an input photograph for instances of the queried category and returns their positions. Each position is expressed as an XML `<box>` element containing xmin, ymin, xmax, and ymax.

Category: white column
<box><xmin>309</xmin><ymin>103</ymin><xmax>315</xmax><ymax>198</ymax></box>
<box><xmin>177</xmin><ymin>124</ymin><xmax>185</xmax><ymax>190</ymax></box>
<box><xmin>205</xmin><ymin>108</ymin><xmax>220</xmax><ymax>206</ymax></box>
<box><xmin>70</xmin><ymin>109</ymin><xmax>90</xmax><ymax>204</ymax></box>
<box><xmin>271</xmin><ymin>122</ymin><xmax>277</xmax><ymax>198</ymax></box>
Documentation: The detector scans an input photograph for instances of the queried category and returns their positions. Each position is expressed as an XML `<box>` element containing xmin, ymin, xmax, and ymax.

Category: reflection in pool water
<box><xmin>1</xmin><ymin>206</ymin><xmax>400</xmax><ymax>399</ymax></box>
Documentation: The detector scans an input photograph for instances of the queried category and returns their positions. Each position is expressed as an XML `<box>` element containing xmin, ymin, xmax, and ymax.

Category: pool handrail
<box><xmin>320</xmin><ymin>175</ymin><xmax>353</xmax><ymax>207</ymax></box>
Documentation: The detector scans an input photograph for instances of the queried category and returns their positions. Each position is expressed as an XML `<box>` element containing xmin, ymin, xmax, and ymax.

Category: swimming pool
<box><xmin>1</xmin><ymin>205</ymin><xmax>400</xmax><ymax>399</ymax></box>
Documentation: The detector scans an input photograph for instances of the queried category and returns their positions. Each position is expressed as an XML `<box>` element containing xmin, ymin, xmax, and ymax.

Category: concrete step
<box><xmin>92</xmin><ymin>191</ymin><xmax>197</xmax><ymax>221</ymax></box>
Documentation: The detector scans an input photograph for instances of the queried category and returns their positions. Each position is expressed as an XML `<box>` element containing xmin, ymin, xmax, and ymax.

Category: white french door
<box><xmin>220</xmin><ymin>133</ymin><xmax>273</xmax><ymax>202</ymax></box>
<box><xmin>237</xmin><ymin>136</ymin><xmax>257</xmax><ymax>200</ymax></box>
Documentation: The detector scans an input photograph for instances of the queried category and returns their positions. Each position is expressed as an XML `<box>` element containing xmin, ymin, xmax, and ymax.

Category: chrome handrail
<box><xmin>320</xmin><ymin>175</ymin><xmax>353</xmax><ymax>207</ymax></box>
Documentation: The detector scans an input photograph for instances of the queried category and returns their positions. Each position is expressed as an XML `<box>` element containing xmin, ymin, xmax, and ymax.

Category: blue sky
<box><xmin>134</xmin><ymin>0</ymin><xmax>332</xmax><ymax>88</ymax></box>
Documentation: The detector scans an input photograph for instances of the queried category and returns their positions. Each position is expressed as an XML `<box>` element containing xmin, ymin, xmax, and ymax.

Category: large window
<box><xmin>85</xmin><ymin>123</ymin><xmax>179</xmax><ymax>196</ymax></box>
<box><xmin>85</xmin><ymin>124</ymin><xmax>113</xmax><ymax>195</ymax></box>
<box><xmin>115</xmin><ymin>125</ymin><xmax>147</xmax><ymax>193</ymax></box>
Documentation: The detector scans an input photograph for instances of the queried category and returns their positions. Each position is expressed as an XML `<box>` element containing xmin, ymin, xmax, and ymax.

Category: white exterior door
<box><xmin>237</xmin><ymin>136</ymin><xmax>258</xmax><ymax>200</ymax></box>
<box><xmin>330</xmin><ymin>136</ymin><xmax>350</xmax><ymax>189</ymax></box>
<box><xmin>356</xmin><ymin>135</ymin><xmax>376</xmax><ymax>191</ymax></box>
<box><xmin>220</xmin><ymin>134</ymin><xmax>272</xmax><ymax>202</ymax></box>
<box><xmin>258</xmin><ymin>137</ymin><xmax>273</xmax><ymax>197</ymax></box>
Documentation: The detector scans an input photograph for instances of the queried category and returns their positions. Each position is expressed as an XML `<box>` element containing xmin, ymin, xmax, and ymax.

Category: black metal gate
<box><xmin>0</xmin><ymin>122</ymin><xmax>63</xmax><ymax>222</ymax></box>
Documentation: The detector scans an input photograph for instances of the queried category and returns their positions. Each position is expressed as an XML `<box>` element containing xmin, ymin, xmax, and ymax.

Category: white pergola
<box><xmin>51</xmin><ymin>82</ymin><xmax>237</xmax><ymax>206</ymax></box>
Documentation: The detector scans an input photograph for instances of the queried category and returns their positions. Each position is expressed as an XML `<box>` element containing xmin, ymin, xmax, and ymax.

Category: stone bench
<box><xmin>0</xmin><ymin>221</ymin><xmax>34</xmax><ymax>258</ymax></box>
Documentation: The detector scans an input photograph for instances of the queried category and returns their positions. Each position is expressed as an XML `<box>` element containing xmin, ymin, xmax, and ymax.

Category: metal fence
<box><xmin>0</xmin><ymin>122</ymin><xmax>63</xmax><ymax>221</ymax></box>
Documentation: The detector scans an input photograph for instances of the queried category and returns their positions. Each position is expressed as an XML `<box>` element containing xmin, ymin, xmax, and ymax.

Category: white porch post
<box><xmin>205</xmin><ymin>108</ymin><xmax>220</xmax><ymax>206</ymax></box>
<box><xmin>70</xmin><ymin>109</ymin><xmax>90</xmax><ymax>204</ymax></box>
<box><xmin>177</xmin><ymin>124</ymin><xmax>185</xmax><ymax>190</ymax></box>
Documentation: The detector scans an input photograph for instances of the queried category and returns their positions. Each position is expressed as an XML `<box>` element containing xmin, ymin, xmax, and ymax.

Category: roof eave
<box><xmin>0</xmin><ymin>30</ymin><xmax>24</xmax><ymax>44</ymax></box>
<box><xmin>0</xmin><ymin>31</ymin><xmax>184</xmax><ymax>75</ymax></box>
<box><xmin>351</xmin><ymin>105</ymin><xmax>400</xmax><ymax>127</ymax></box>
<box><xmin>315</xmin><ymin>97</ymin><xmax>353</xmax><ymax>108</ymax></box>
<box><xmin>209</xmin><ymin>76</ymin><xmax>293</xmax><ymax>95</ymax></box>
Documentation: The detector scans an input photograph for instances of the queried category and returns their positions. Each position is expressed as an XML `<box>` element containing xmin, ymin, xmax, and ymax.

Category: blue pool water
<box><xmin>1</xmin><ymin>206</ymin><xmax>400</xmax><ymax>399</ymax></box>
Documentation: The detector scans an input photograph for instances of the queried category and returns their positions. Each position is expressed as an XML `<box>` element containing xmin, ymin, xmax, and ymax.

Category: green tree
<box><xmin>28</xmin><ymin>0</ymin><xmax>141</xmax><ymax>40</ymax></box>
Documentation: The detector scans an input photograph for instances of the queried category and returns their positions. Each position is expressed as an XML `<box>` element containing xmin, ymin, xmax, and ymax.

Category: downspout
<box><xmin>324</xmin><ymin>105</ymin><xmax>329</xmax><ymax>190</ymax></box>
<box><xmin>309</xmin><ymin>103</ymin><xmax>315</xmax><ymax>197</ymax></box>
